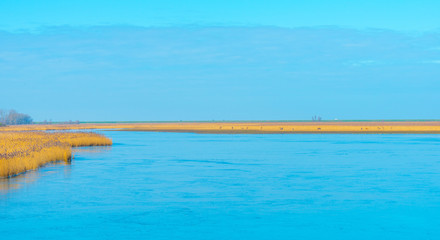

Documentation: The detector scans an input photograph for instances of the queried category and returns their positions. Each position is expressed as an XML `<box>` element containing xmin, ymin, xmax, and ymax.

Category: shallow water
<box><xmin>1</xmin><ymin>132</ymin><xmax>440</xmax><ymax>239</ymax></box>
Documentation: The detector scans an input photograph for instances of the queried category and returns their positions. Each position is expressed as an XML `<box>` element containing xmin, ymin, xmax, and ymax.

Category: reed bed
<box><xmin>56</xmin><ymin>132</ymin><xmax>113</xmax><ymax>147</ymax></box>
<box><xmin>113</xmin><ymin>122</ymin><xmax>440</xmax><ymax>133</ymax></box>
<box><xmin>0</xmin><ymin>131</ymin><xmax>112</xmax><ymax>178</ymax></box>
<box><xmin>2</xmin><ymin>121</ymin><xmax>440</xmax><ymax>133</ymax></box>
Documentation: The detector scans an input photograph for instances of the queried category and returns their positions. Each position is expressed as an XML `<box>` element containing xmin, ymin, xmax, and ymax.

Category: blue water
<box><xmin>1</xmin><ymin>132</ymin><xmax>440</xmax><ymax>239</ymax></box>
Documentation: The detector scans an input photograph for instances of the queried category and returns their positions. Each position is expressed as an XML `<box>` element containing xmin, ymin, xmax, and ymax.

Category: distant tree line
<box><xmin>0</xmin><ymin>109</ymin><xmax>33</xmax><ymax>125</ymax></box>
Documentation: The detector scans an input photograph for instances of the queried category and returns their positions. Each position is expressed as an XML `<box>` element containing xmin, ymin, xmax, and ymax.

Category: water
<box><xmin>1</xmin><ymin>132</ymin><xmax>440</xmax><ymax>239</ymax></box>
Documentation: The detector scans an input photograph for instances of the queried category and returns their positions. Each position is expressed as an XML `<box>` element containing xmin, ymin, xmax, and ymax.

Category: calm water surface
<box><xmin>1</xmin><ymin>132</ymin><xmax>440</xmax><ymax>239</ymax></box>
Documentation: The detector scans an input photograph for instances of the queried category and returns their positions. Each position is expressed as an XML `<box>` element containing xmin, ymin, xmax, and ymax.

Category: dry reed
<box><xmin>2</xmin><ymin>121</ymin><xmax>440</xmax><ymax>133</ymax></box>
<box><xmin>0</xmin><ymin>131</ymin><xmax>112</xmax><ymax>178</ymax></box>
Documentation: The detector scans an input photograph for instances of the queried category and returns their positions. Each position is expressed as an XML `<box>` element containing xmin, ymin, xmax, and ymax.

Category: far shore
<box><xmin>2</xmin><ymin>121</ymin><xmax>440</xmax><ymax>134</ymax></box>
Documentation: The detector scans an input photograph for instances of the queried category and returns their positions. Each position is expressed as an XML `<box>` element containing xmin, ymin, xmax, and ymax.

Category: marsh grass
<box><xmin>2</xmin><ymin>122</ymin><xmax>440</xmax><ymax>133</ymax></box>
<box><xmin>0</xmin><ymin>131</ymin><xmax>112</xmax><ymax>178</ymax></box>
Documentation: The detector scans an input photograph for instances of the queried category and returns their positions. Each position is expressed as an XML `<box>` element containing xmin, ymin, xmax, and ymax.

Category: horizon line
<box><xmin>31</xmin><ymin>119</ymin><xmax>440</xmax><ymax>124</ymax></box>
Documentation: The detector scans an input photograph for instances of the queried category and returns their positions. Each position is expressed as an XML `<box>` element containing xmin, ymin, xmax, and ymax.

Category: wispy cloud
<box><xmin>1</xmin><ymin>26</ymin><xmax>439</xmax><ymax>120</ymax></box>
<box><xmin>425</xmin><ymin>60</ymin><xmax>440</xmax><ymax>64</ymax></box>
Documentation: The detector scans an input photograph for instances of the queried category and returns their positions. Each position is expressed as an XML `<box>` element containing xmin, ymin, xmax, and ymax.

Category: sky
<box><xmin>0</xmin><ymin>1</ymin><xmax>439</xmax><ymax>121</ymax></box>
<box><xmin>1</xmin><ymin>0</ymin><xmax>440</xmax><ymax>31</ymax></box>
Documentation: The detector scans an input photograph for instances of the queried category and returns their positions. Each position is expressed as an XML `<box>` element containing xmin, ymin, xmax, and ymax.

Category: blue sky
<box><xmin>1</xmin><ymin>0</ymin><xmax>440</xmax><ymax>31</ymax></box>
<box><xmin>0</xmin><ymin>1</ymin><xmax>439</xmax><ymax>121</ymax></box>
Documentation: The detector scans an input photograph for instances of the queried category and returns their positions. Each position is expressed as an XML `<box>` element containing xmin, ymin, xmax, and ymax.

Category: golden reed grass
<box><xmin>1</xmin><ymin>121</ymin><xmax>440</xmax><ymax>133</ymax></box>
<box><xmin>111</xmin><ymin>122</ymin><xmax>440</xmax><ymax>133</ymax></box>
<box><xmin>0</xmin><ymin>131</ymin><xmax>112</xmax><ymax>178</ymax></box>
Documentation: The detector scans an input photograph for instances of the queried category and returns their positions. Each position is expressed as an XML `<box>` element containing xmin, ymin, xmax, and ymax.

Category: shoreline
<box><xmin>0</xmin><ymin>132</ymin><xmax>112</xmax><ymax>178</ymax></box>
<box><xmin>2</xmin><ymin>121</ymin><xmax>440</xmax><ymax>134</ymax></box>
<box><xmin>116</xmin><ymin>129</ymin><xmax>440</xmax><ymax>134</ymax></box>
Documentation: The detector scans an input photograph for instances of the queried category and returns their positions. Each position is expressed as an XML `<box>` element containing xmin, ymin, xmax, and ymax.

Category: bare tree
<box><xmin>0</xmin><ymin>109</ymin><xmax>33</xmax><ymax>125</ymax></box>
<box><xmin>312</xmin><ymin>115</ymin><xmax>322</xmax><ymax>122</ymax></box>
<box><xmin>0</xmin><ymin>110</ymin><xmax>5</xmax><ymax>124</ymax></box>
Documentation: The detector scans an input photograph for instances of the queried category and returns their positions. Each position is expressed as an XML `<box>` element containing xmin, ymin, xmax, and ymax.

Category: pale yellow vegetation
<box><xmin>0</xmin><ymin>132</ymin><xmax>112</xmax><ymax>178</ymax></box>
<box><xmin>2</xmin><ymin>122</ymin><xmax>439</xmax><ymax>134</ymax></box>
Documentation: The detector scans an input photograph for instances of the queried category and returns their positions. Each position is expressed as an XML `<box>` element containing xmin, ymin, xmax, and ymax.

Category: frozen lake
<box><xmin>1</xmin><ymin>131</ymin><xmax>440</xmax><ymax>239</ymax></box>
